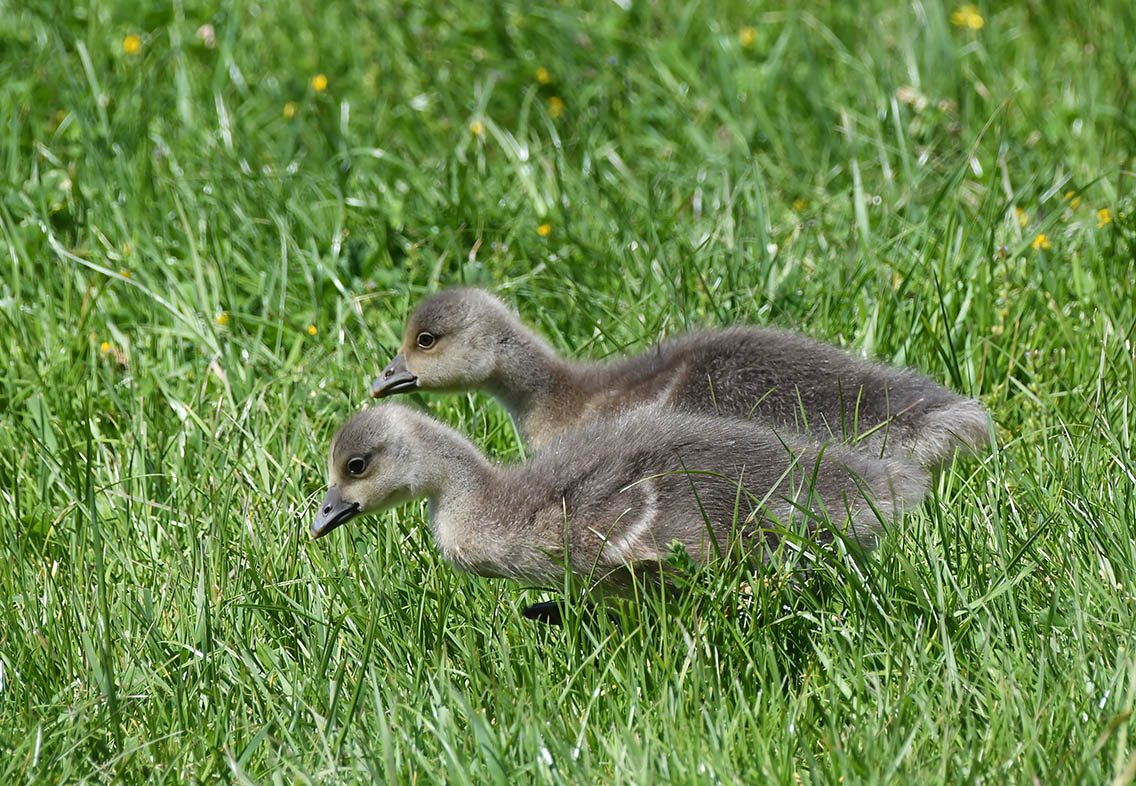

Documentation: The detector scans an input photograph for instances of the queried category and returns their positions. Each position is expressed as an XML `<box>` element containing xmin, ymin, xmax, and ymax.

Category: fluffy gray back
<box><xmin>451</xmin><ymin>407</ymin><xmax>929</xmax><ymax>593</ymax></box>
<box><xmin>568</xmin><ymin>327</ymin><xmax>989</xmax><ymax>467</ymax></box>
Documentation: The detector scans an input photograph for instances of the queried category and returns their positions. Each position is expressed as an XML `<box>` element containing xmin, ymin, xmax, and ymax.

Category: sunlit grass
<box><xmin>1</xmin><ymin>0</ymin><xmax>1134</xmax><ymax>782</ymax></box>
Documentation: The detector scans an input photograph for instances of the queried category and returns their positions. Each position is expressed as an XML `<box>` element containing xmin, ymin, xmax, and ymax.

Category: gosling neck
<box><xmin>409</xmin><ymin>417</ymin><xmax>506</xmax><ymax>565</ymax></box>
<box><xmin>412</xmin><ymin>418</ymin><xmax>496</xmax><ymax>516</ymax></box>
<box><xmin>482</xmin><ymin>318</ymin><xmax>580</xmax><ymax>427</ymax></box>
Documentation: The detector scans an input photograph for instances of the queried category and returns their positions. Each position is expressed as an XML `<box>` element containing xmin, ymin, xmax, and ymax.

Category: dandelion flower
<box><xmin>123</xmin><ymin>34</ymin><xmax>142</xmax><ymax>55</ymax></box>
<box><xmin>196</xmin><ymin>24</ymin><xmax>216</xmax><ymax>48</ymax></box>
<box><xmin>739</xmin><ymin>26</ymin><xmax>757</xmax><ymax>48</ymax></box>
<box><xmin>537</xmin><ymin>223</ymin><xmax>551</xmax><ymax>237</ymax></box>
<box><xmin>792</xmin><ymin>198</ymin><xmax>807</xmax><ymax>211</ymax></box>
<box><xmin>469</xmin><ymin>120</ymin><xmax>484</xmax><ymax>136</ymax></box>
<box><xmin>1015</xmin><ymin>206</ymin><xmax>1028</xmax><ymax>228</ymax></box>
<box><xmin>535</xmin><ymin>67</ymin><xmax>551</xmax><ymax>85</ymax></box>
<box><xmin>1031</xmin><ymin>233</ymin><xmax>1050</xmax><ymax>251</ymax></box>
<box><xmin>216</xmin><ymin>312</ymin><xmax>230</xmax><ymax>326</ymax></box>
<box><xmin>307</xmin><ymin>324</ymin><xmax>318</xmax><ymax>335</ymax></box>
<box><xmin>311</xmin><ymin>74</ymin><xmax>328</xmax><ymax>92</ymax></box>
<box><xmin>547</xmin><ymin>96</ymin><xmax>565</xmax><ymax>118</ymax></box>
<box><xmin>1097</xmin><ymin>208</ymin><xmax>1112</xmax><ymax>228</ymax></box>
<box><xmin>100</xmin><ymin>341</ymin><xmax>112</xmax><ymax>353</ymax></box>
<box><xmin>283</xmin><ymin>101</ymin><xmax>297</xmax><ymax>119</ymax></box>
<box><xmin>119</xmin><ymin>270</ymin><xmax>130</xmax><ymax>279</ymax></box>
<box><xmin>1064</xmin><ymin>190</ymin><xmax>1081</xmax><ymax>209</ymax></box>
<box><xmin>949</xmin><ymin>5</ymin><xmax>984</xmax><ymax>30</ymax></box>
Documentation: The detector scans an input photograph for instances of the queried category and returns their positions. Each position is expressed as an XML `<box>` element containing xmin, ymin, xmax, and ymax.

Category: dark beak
<box><xmin>311</xmin><ymin>485</ymin><xmax>361</xmax><ymax>539</ymax></box>
<box><xmin>370</xmin><ymin>353</ymin><xmax>419</xmax><ymax>398</ymax></box>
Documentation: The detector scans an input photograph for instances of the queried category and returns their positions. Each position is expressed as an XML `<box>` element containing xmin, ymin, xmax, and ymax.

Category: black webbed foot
<box><xmin>521</xmin><ymin>600</ymin><xmax>564</xmax><ymax>626</ymax></box>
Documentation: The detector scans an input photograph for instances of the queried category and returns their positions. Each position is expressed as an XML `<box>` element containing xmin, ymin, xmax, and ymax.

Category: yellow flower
<box><xmin>739</xmin><ymin>26</ymin><xmax>757</xmax><ymax>48</ymax></box>
<box><xmin>1031</xmin><ymin>233</ymin><xmax>1050</xmax><ymax>251</ymax></box>
<box><xmin>469</xmin><ymin>120</ymin><xmax>484</xmax><ymax>136</ymax></box>
<box><xmin>119</xmin><ymin>270</ymin><xmax>130</xmax><ymax>279</ymax></box>
<box><xmin>949</xmin><ymin>5</ymin><xmax>984</xmax><ymax>30</ymax></box>
<box><xmin>537</xmin><ymin>223</ymin><xmax>552</xmax><ymax>237</ymax></box>
<box><xmin>122</xmin><ymin>34</ymin><xmax>142</xmax><ymax>55</ymax></box>
<box><xmin>100</xmin><ymin>341</ymin><xmax>112</xmax><ymax>353</ymax></box>
<box><xmin>196</xmin><ymin>24</ymin><xmax>216</xmax><ymax>49</ymax></box>
<box><xmin>311</xmin><ymin>74</ymin><xmax>328</xmax><ymax>92</ymax></box>
<box><xmin>535</xmin><ymin>67</ymin><xmax>551</xmax><ymax>85</ymax></box>
<box><xmin>1097</xmin><ymin>208</ymin><xmax>1112</xmax><ymax>228</ymax></box>
<box><xmin>1064</xmin><ymin>190</ymin><xmax>1081</xmax><ymax>209</ymax></box>
<box><xmin>216</xmin><ymin>312</ymin><xmax>230</xmax><ymax>326</ymax></box>
<box><xmin>307</xmin><ymin>324</ymin><xmax>318</xmax><ymax>335</ymax></box>
<box><xmin>792</xmin><ymin>198</ymin><xmax>807</xmax><ymax>211</ymax></box>
<box><xmin>283</xmin><ymin>101</ymin><xmax>297</xmax><ymax>119</ymax></box>
<box><xmin>547</xmin><ymin>96</ymin><xmax>565</xmax><ymax>118</ymax></box>
<box><xmin>1015</xmin><ymin>206</ymin><xmax>1028</xmax><ymax>228</ymax></box>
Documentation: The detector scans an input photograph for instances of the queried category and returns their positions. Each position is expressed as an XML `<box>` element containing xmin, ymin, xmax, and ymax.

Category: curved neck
<box><xmin>482</xmin><ymin>319</ymin><xmax>580</xmax><ymax>425</ymax></box>
<box><xmin>410</xmin><ymin>418</ymin><xmax>508</xmax><ymax>566</ymax></box>
<box><xmin>413</xmin><ymin>417</ymin><xmax>495</xmax><ymax>508</ymax></box>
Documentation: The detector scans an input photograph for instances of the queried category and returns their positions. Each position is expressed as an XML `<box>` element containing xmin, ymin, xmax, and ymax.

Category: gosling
<box><xmin>312</xmin><ymin>403</ymin><xmax>928</xmax><ymax>598</ymax></box>
<box><xmin>371</xmin><ymin>288</ymin><xmax>989</xmax><ymax>468</ymax></box>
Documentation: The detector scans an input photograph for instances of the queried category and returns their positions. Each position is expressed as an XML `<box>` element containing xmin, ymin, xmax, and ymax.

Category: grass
<box><xmin>1</xmin><ymin>0</ymin><xmax>1134</xmax><ymax>781</ymax></box>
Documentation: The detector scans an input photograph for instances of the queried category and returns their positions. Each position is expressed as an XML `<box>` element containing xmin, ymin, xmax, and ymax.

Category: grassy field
<box><xmin>2</xmin><ymin>0</ymin><xmax>1134</xmax><ymax>782</ymax></box>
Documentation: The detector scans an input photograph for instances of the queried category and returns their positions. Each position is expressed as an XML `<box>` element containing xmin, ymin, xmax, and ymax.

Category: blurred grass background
<box><xmin>1</xmin><ymin>0</ymin><xmax>1134</xmax><ymax>782</ymax></box>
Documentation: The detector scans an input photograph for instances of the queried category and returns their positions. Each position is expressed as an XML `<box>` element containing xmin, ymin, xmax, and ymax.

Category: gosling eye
<box><xmin>416</xmin><ymin>331</ymin><xmax>437</xmax><ymax>349</ymax></box>
<box><xmin>346</xmin><ymin>456</ymin><xmax>368</xmax><ymax>475</ymax></box>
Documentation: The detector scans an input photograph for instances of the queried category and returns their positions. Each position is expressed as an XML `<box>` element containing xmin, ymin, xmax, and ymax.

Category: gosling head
<box><xmin>370</xmin><ymin>288</ymin><xmax>518</xmax><ymax>398</ymax></box>
<box><xmin>311</xmin><ymin>405</ymin><xmax>424</xmax><ymax>539</ymax></box>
